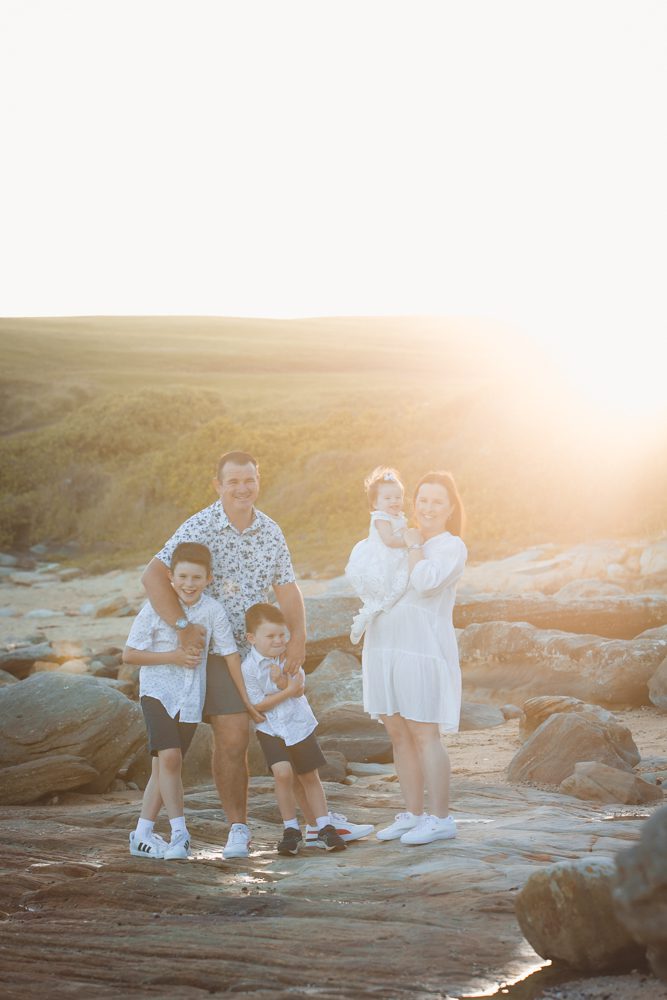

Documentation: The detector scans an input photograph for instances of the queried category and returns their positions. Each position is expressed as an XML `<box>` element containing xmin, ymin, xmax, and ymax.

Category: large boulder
<box><xmin>0</xmin><ymin>673</ymin><xmax>145</xmax><ymax>803</ymax></box>
<box><xmin>516</xmin><ymin>856</ymin><xmax>643</xmax><ymax>972</ymax></box>
<box><xmin>640</xmin><ymin>540</ymin><xmax>667</xmax><ymax>578</ymax></box>
<box><xmin>648</xmin><ymin>656</ymin><xmax>667</xmax><ymax>711</ymax></box>
<box><xmin>306</xmin><ymin>650</ymin><xmax>362</xmax><ymax>715</ymax></box>
<box><xmin>0</xmin><ymin>642</ymin><xmax>57</xmax><ymax>679</ymax></box>
<box><xmin>507</xmin><ymin>712</ymin><xmax>637</xmax><ymax>786</ymax></box>
<box><xmin>560</xmin><ymin>762</ymin><xmax>664</xmax><ymax>804</ymax></box>
<box><xmin>316</xmin><ymin>702</ymin><xmax>393</xmax><ymax>764</ymax></box>
<box><xmin>303</xmin><ymin>595</ymin><xmax>361</xmax><ymax>669</ymax></box>
<box><xmin>459</xmin><ymin>621</ymin><xmax>667</xmax><ymax>706</ymax></box>
<box><xmin>613</xmin><ymin>805</ymin><xmax>667</xmax><ymax>980</ymax></box>
<box><xmin>454</xmin><ymin>594</ymin><xmax>667</xmax><ymax>640</ymax></box>
<box><xmin>460</xmin><ymin>542</ymin><xmax>632</xmax><ymax>595</ymax></box>
<box><xmin>458</xmin><ymin>702</ymin><xmax>506</xmax><ymax>730</ymax></box>
<box><xmin>519</xmin><ymin>696</ymin><xmax>640</xmax><ymax>768</ymax></box>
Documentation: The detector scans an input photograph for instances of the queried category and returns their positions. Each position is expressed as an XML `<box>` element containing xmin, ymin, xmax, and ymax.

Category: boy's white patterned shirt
<box><xmin>127</xmin><ymin>593</ymin><xmax>237</xmax><ymax>722</ymax></box>
<box><xmin>155</xmin><ymin>502</ymin><xmax>296</xmax><ymax>654</ymax></box>
<box><xmin>241</xmin><ymin>646</ymin><xmax>318</xmax><ymax>746</ymax></box>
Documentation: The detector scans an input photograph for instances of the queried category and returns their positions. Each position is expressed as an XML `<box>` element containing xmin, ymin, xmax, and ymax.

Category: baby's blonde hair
<box><xmin>364</xmin><ymin>466</ymin><xmax>404</xmax><ymax>510</ymax></box>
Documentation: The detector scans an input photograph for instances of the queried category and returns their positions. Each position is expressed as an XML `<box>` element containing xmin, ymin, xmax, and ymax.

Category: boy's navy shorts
<box><xmin>141</xmin><ymin>696</ymin><xmax>198</xmax><ymax>757</ymax></box>
<box><xmin>203</xmin><ymin>653</ymin><xmax>247</xmax><ymax>720</ymax></box>
<box><xmin>255</xmin><ymin>728</ymin><xmax>327</xmax><ymax>775</ymax></box>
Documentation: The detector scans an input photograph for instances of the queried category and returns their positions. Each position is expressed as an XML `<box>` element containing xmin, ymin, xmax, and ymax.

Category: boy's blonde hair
<box><xmin>364</xmin><ymin>466</ymin><xmax>404</xmax><ymax>510</ymax></box>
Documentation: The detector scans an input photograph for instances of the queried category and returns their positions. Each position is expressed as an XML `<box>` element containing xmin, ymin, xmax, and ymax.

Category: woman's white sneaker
<box><xmin>376</xmin><ymin>812</ymin><xmax>425</xmax><ymax>841</ymax></box>
<box><xmin>400</xmin><ymin>814</ymin><xmax>456</xmax><ymax>845</ymax></box>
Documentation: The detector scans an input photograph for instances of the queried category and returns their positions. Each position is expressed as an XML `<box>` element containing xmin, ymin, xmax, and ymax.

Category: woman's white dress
<box><xmin>345</xmin><ymin>511</ymin><xmax>409</xmax><ymax>644</ymax></box>
<box><xmin>361</xmin><ymin>530</ymin><xmax>467</xmax><ymax>733</ymax></box>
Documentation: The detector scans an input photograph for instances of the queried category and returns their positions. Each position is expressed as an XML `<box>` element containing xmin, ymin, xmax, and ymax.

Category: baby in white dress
<box><xmin>345</xmin><ymin>467</ymin><xmax>409</xmax><ymax>644</ymax></box>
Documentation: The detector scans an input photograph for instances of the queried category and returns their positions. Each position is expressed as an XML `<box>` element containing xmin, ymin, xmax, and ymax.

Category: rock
<box><xmin>454</xmin><ymin>594</ymin><xmax>667</xmax><ymax>640</ymax></box>
<box><xmin>500</xmin><ymin>704</ymin><xmax>523</xmax><ymax>720</ymax></box>
<box><xmin>560</xmin><ymin>761</ymin><xmax>664</xmax><ymax>804</ymax></box>
<box><xmin>306</xmin><ymin>650</ymin><xmax>362</xmax><ymax>715</ymax></box>
<box><xmin>303</xmin><ymin>595</ymin><xmax>361</xmax><ymax>668</ymax></box>
<box><xmin>58</xmin><ymin>567</ymin><xmax>83</xmax><ymax>581</ymax></box>
<box><xmin>614</xmin><ymin>805</ymin><xmax>667</xmax><ymax>980</ymax></box>
<box><xmin>10</xmin><ymin>571</ymin><xmax>59</xmax><ymax>586</ymax></box>
<box><xmin>0</xmin><ymin>642</ymin><xmax>57</xmax><ymax>679</ymax></box>
<box><xmin>649</xmin><ymin>657</ymin><xmax>667</xmax><ymax>711</ymax></box>
<box><xmin>515</xmin><ymin>855</ymin><xmax>643</xmax><ymax>972</ymax></box>
<box><xmin>346</xmin><ymin>762</ymin><xmax>394</xmax><ymax>776</ymax></box>
<box><xmin>182</xmin><ymin>725</ymin><xmax>214</xmax><ymax>788</ymax></box>
<box><xmin>0</xmin><ymin>605</ymin><xmax>17</xmax><ymax>616</ymax></box>
<box><xmin>0</xmin><ymin>673</ymin><xmax>145</xmax><ymax>803</ymax></box>
<box><xmin>0</xmin><ymin>553</ymin><xmax>19</xmax><ymax>566</ymax></box>
<box><xmin>316</xmin><ymin>702</ymin><xmax>393</xmax><ymax>763</ymax></box>
<box><xmin>318</xmin><ymin>750</ymin><xmax>347</xmax><ymax>783</ymax></box>
<box><xmin>52</xmin><ymin>639</ymin><xmax>92</xmax><ymax>662</ymax></box>
<box><xmin>458</xmin><ymin>702</ymin><xmax>506</xmax><ymax>730</ymax></box>
<box><xmin>116</xmin><ymin>661</ymin><xmax>140</xmax><ymax>697</ymax></box>
<box><xmin>519</xmin><ymin>696</ymin><xmax>640</xmax><ymax>768</ymax></box>
<box><xmin>507</xmin><ymin>712</ymin><xmax>637</xmax><ymax>786</ymax></box>
<box><xmin>554</xmin><ymin>579</ymin><xmax>625</xmax><ymax>600</ymax></box>
<box><xmin>0</xmin><ymin>669</ymin><xmax>19</xmax><ymax>687</ymax></box>
<box><xmin>459</xmin><ymin>621</ymin><xmax>667</xmax><ymax>707</ymax></box>
<box><xmin>640</xmin><ymin>540</ymin><xmax>667</xmax><ymax>577</ymax></box>
<box><xmin>24</xmin><ymin>608</ymin><xmax>59</xmax><ymax>619</ymax></box>
<box><xmin>93</xmin><ymin>595</ymin><xmax>131</xmax><ymax>618</ymax></box>
<box><xmin>57</xmin><ymin>658</ymin><xmax>92</xmax><ymax>675</ymax></box>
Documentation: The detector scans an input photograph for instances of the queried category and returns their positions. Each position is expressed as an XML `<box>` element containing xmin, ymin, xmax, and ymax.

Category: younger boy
<box><xmin>242</xmin><ymin>603</ymin><xmax>346</xmax><ymax>855</ymax></box>
<box><xmin>124</xmin><ymin>542</ymin><xmax>248</xmax><ymax>860</ymax></box>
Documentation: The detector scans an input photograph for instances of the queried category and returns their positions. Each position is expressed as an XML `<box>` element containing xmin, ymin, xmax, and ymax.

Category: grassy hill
<box><xmin>1</xmin><ymin>316</ymin><xmax>664</xmax><ymax>574</ymax></box>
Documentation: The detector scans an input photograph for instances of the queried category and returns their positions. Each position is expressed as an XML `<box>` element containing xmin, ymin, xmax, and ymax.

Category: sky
<box><xmin>1</xmin><ymin>1</ymin><xmax>665</xmax><ymax>413</ymax></box>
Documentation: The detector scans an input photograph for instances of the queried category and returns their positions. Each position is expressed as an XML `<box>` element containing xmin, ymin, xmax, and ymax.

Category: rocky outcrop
<box><xmin>459</xmin><ymin>702</ymin><xmax>506</xmax><ymax>730</ymax></box>
<box><xmin>306</xmin><ymin>650</ymin><xmax>362</xmax><ymax>715</ymax></box>
<box><xmin>614</xmin><ymin>805</ymin><xmax>667</xmax><ymax>981</ymax></box>
<box><xmin>516</xmin><ymin>856</ymin><xmax>644</xmax><ymax>972</ymax></box>
<box><xmin>455</xmin><ymin>594</ymin><xmax>667</xmax><ymax>640</ymax></box>
<box><xmin>507</xmin><ymin>712</ymin><xmax>637</xmax><ymax>786</ymax></box>
<box><xmin>0</xmin><ymin>673</ymin><xmax>145</xmax><ymax>803</ymax></box>
<box><xmin>648</xmin><ymin>656</ymin><xmax>667</xmax><ymax>711</ymax></box>
<box><xmin>0</xmin><ymin>642</ymin><xmax>57</xmax><ymax>679</ymax></box>
<box><xmin>560</xmin><ymin>761</ymin><xmax>664</xmax><ymax>804</ymax></box>
<box><xmin>316</xmin><ymin>702</ymin><xmax>392</xmax><ymax>763</ymax></box>
<box><xmin>303</xmin><ymin>595</ymin><xmax>361</xmax><ymax>668</ymax></box>
<box><xmin>459</xmin><ymin>622</ymin><xmax>667</xmax><ymax>706</ymax></box>
<box><xmin>519</xmin><ymin>696</ymin><xmax>640</xmax><ymax>768</ymax></box>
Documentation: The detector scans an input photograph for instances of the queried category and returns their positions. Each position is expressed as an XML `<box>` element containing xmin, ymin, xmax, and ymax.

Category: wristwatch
<box><xmin>174</xmin><ymin>616</ymin><xmax>189</xmax><ymax>630</ymax></box>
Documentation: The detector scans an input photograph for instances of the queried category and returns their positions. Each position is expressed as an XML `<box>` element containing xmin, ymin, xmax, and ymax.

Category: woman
<box><xmin>361</xmin><ymin>470</ymin><xmax>467</xmax><ymax>846</ymax></box>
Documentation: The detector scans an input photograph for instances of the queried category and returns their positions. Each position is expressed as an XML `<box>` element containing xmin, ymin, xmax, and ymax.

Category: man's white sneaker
<box><xmin>223</xmin><ymin>823</ymin><xmax>251</xmax><ymax>859</ymax></box>
<box><xmin>305</xmin><ymin>812</ymin><xmax>375</xmax><ymax>847</ymax></box>
<box><xmin>376</xmin><ymin>812</ymin><xmax>425</xmax><ymax>841</ymax></box>
<box><xmin>399</xmin><ymin>814</ymin><xmax>457</xmax><ymax>845</ymax></box>
<box><xmin>164</xmin><ymin>830</ymin><xmax>192</xmax><ymax>860</ymax></box>
<box><xmin>129</xmin><ymin>830</ymin><xmax>166</xmax><ymax>859</ymax></box>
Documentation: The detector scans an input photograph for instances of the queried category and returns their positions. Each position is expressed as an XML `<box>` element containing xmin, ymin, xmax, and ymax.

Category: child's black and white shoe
<box><xmin>164</xmin><ymin>830</ymin><xmax>191</xmax><ymax>860</ymax></box>
<box><xmin>314</xmin><ymin>824</ymin><xmax>346</xmax><ymax>852</ymax></box>
<box><xmin>129</xmin><ymin>830</ymin><xmax>167</xmax><ymax>859</ymax></box>
<box><xmin>277</xmin><ymin>827</ymin><xmax>303</xmax><ymax>856</ymax></box>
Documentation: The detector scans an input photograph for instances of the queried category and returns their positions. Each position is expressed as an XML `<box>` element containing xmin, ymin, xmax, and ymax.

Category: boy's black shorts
<box><xmin>203</xmin><ymin>653</ymin><xmax>247</xmax><ymax>720</ymax></box>
<box><xmin>255</xmin><ymin>728</ymin><xmax>327</xmax><ymax>775</ymax></box>
<box><xmin>141</xmin><ymin>696</ymin><xmax>198</xmax><ymax>757</ymax></box>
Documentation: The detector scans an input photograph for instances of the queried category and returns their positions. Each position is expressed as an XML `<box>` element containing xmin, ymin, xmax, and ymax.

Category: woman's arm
<box><xmin>405</xmin><ymin>533</ymin><xmax>467</xmax><ymax>595</ymax></box>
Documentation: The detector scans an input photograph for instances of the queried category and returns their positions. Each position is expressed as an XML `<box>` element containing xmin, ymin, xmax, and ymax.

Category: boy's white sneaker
<box><xmin>376</xmin><ymin>812</ymin><xmax>425</xmax><ymax>841</ymax></box>
<box><xmin>129</xmin><ymin>830</ymin><xmax>167</xmax><ymax>859</ymax></box>
<box><xmin>223</xmin><ymin>823</ymin><xmax>251</xmax><ymax>859</ymax></box>
<box><xmin>305</xmin><ymin>812</ymin><xmax>375</xmax><ymax>847</ymax></box>
<box><xmin>400</xmin><ymin>814</ymin><xmax>457</xmax><ymax>845</ymax></box>
<box><xmin>164</xmin><ymin>830</ymin><xmax>192</xmax><ymax>860</ymax></box>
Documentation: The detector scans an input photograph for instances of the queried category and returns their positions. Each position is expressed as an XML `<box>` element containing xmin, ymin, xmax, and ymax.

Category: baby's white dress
<box><xmin>345</xmin><ymin>511</ymin><xmax>409</xmax><ymax>644</ymax></box>
<box><xmin>361</xmin><ymin>530</ymin><xmax>467</xmax><ymax>733</ymax></box>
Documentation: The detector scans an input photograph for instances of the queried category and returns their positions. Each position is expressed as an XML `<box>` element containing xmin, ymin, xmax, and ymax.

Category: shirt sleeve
<box><xmin>209</xmin><ymin>602</ymin><xmax>238</xmax><ymax>656</ymax></box>
<box><xmin>241</xmin><ymin>660</ymin><xmax>266</xmax><ymax>706</ymax></box>
<box><xmin>125</xmin><ymin>603</ymin><xmax>157</xmax><ymax>650</ymax></box>
<box><xmin>271</xmin><ymin>525</ymin><xmax>296</xmax><ymax>586</ymax></box>
<box><xmin>154</xmin><ymin>509</ymin><xmax>209</xmax><ymax>567</ymax></box>
<box><xmin>370</xmin><ymin>511</ymin><xmax>393</xmax><ymax>523</ymax></box>
<box><xmin>410</xmin><ymin>536</ymin><xmax>467</xmax><ymax>597</ymax></box>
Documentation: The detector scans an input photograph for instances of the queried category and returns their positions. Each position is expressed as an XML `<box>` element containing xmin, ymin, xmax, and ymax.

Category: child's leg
<box><xmin>139</xmin><ymin>757</ymin><xmax>162</xmax><ymax>822</ymax></box>
<box><xmin>292</xmin><ymin>772</ymin><xmax>317</xmax><ymax>826</ymax></box>
<box><xmin>156</xmin><ymin>747</ymin><xmax>185</xmax><ymax>820</ymax></box>
<box><xmin>271</xmin><ymin>761</ymin><xmax>299</xmax><ymax>823</ymax></box>
<box><xmin>296</xmin><ymin>769</ymin><xmax>328</xmax><ymax>824</ymax></box>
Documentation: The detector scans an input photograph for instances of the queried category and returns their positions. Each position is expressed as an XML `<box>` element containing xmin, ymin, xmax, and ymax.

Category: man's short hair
<box><xmin>245</xmin><ymin>602</ymin><xmax>285</xmax><ymax>633</ymax></box>
<box><xmin>170</xmin><ymin>542</ymin><xmax>212</xmax><ymax>572</ymax></box>
<box><xmin>217</xmin><ymin>451</ymin><xmax>259</xmax><ymax>480</ymax></box>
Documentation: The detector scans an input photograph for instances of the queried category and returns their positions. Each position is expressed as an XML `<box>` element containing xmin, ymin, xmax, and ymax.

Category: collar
<box><xmin>248</xmin><ymin>645</ymin><xmax>280</xmax><ymax>669</ymax></box>
<box><xmin>216</xmin><ymin>501</ymin><xmax>261</xmax><ymax>534</ymax></box>
<box><xmin>179</xmin><ymin>593</ymin><xmax>205</xmax><ymax>615</ymax></box>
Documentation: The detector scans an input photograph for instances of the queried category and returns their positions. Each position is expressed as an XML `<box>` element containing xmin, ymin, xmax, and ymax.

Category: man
<box><xmin>141</xmin><ymin>451</ymin><xmax>372</xmax><ymax>858</ymax></box>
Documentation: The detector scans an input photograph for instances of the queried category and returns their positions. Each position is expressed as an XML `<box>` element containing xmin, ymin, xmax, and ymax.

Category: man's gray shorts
<box><xmin>203</xmin><ymin>653</ymin><xmax>247</xmax><ymax>720</ymax></box>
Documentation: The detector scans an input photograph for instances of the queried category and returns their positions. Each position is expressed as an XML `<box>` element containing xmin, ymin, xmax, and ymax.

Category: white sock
<box><xmin>170</xmin><ymin>816</ymin><xmax>187</xmax><ymax>837</ymax></box>
<box><xmin>283</xmin><ymin>818</ymin><xmax>300</xmax><ymax>831</ymax></box>
<box><xmin>135</xmin><ymin>818</ymin><xmax>154</xmax><ymax>839</ymax></box>
<box><xmin>316</xmin><ymin>815</ymin><xmax>330</xmax><ymax>830</ymax></box>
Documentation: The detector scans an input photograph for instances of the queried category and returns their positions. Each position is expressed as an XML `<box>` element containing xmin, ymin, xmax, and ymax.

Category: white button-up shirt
<box><xmin>127</xmin><ymin>593</ymin><xmax>237</xmax><ymax>722</ymax></box>
<box><xmin>241</xmin><ymin>645</ymin><xmax>317</xmax><ymax>746</ymax></box>
<box><xmin>155</xmin><ymin>502</ymin><xmax>296</xmax><ymax>654</ymax></box>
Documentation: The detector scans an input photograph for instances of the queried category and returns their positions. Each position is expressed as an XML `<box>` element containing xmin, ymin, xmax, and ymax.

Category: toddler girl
<box><xmin>345</xmin><ymin>466</ymin><xmax>409</xmax><ymax>643</ymax></box>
